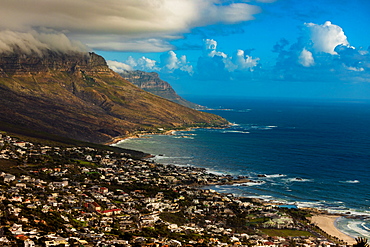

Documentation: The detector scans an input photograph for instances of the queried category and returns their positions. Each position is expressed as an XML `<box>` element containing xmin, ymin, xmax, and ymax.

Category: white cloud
<box><xmin>115</xmin><ymin>56</ymin><xmax>158</xmax><ymax>71</ymax></box>
<box><xmin>298</xmin><ymin>48</ymin><xmax>315</xmax><ymax>67</ymax></box>
<box><xmin>213</xmin><ymin>3</ymin><xmax>260</xmax><ymax>24</ymax></box>
<box><xmin>0</xmin><ymin>0</ymin><xmax>261</xmax><ymax>52</ymax></box>
<box><xmin>161</xmin><ymin>51</ymin><xmax>180</xmax><ymax>70</ymax></box>
<box><xmin>202</xmin><ymin>39</ymin><xmax>260</xmax><ymax>73</ymax></box>
<box><xmin>109</xmin><ymin>38</ymin><xmax>260</xmax><ymax>80</ymax></box>
<box><xmin>204</xmin><ymin>39</ymin><xmax>227</xmax><ymax>58</ymax></box>
<box><xmin>305</xmin><ymin>21</ymin><xmax>349</xmax><ymax>55</ymax></box>
<box><xmin>346</xmin><ymin>66</ymin><xmax>364</xmax><ymax>72</ymax></box>
<box><xmin>272</xmin><ymin>21</ymin><xmax>370</xmax><ymax>83</ymax></box>
<box><xmin>231</xmin><ymin>49</ymin><xmax>260</xmax><ymax>71</ymax></box>
<box><xmin>136</xmin><ymin>57</ymin><xmax>158</xmax><ymax>71</ymax></box>
<box><xmin>158</xmin><ymin>51</ymin><xmax>193</xmax><ymax>74</ymax></box>
<box><xmin>108</xmin><ymin>51</ymin><xmax>193</xmax><ymax>75</ymax></box>
<box><xmin>106</xmin><ymin>60</ymin><xmax>133</xmax><ymax>73</ymax></box>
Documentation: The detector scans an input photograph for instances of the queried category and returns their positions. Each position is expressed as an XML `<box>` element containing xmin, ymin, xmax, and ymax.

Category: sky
<box><xmin>1</xmin><ymin>0</ymin><xmax>370</xmax><ymax>99</ymax></box>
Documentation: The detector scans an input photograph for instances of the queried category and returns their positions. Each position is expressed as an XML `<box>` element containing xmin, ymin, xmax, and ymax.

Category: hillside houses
<box><xmin>0</xmin><ymin>133</ymin><xmax>351</xmax><ymax>246</ymax></box>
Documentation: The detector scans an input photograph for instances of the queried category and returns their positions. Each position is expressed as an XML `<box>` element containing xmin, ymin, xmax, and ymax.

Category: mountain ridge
<box><xmin>0</xmin><ymin>51</ymin><xmax>228</xmax><ymax>143</ymax></box>
<box><xmin>118</xmin><ymin>70</ymin><xmax>202</xmax><ymax>109</ymax></box>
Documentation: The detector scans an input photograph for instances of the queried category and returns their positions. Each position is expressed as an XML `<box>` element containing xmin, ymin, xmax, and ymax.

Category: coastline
<box><xmin>104</xmin><ymin>129</ymin><xmax>178</xmax><ymax>146</ymax></box>
<box><xmin>105</xmin><ymin>125</ymin><xmax>231</xmax><ymax>146</ymax></box>
<box><xmin>108</xmin><ymin>128</ymin><xmax>362</xmax><ymax>245</ymax></box>
<box><xmin>309</xmin><ymin>214</ymin><xmax>356</xmax><ymax>245</ymax></box>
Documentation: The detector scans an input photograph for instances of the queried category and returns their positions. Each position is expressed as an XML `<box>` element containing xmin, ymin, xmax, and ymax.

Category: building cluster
<box><xmin>0</xmin><ymin>133</ymin><xmax>348</xmax><ymax>246</ymax></box>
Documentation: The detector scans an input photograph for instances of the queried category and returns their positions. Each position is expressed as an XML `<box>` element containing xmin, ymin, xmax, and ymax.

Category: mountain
<box><xmin>119</xmin><ymin>70</ymin><xmax>202</xmax><ymax>109</ymax></box>
<box><xmin>0</xmin><ymin>51</ymin><xmax>228</xmax><ymax>144</ymax></box>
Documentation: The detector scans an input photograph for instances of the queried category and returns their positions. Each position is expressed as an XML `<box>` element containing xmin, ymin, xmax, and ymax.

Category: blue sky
<box><xmin>1</xmin><ymin>0</ymin><xmax>370</xmax><ymax>99</ymax></box>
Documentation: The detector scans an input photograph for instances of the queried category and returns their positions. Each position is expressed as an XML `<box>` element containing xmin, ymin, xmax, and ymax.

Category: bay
<box><xmin>115</xmin><ymin>97</ymin><xmax>370</xmax><ymax>238</ymax></box>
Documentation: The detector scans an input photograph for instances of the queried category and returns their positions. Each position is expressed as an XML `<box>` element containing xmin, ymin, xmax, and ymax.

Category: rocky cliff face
<box><xmin>0</xmin><ymin>50</ymin><xmax>228</xmax><ymax>143</ymax></box>
<box><xmin>0</xmin><ymin>51</ymin><xmax>107</xmax><ymax>75</ymax></box>
<box><xmin>119</xmin><ymin>70</ymin><xmax>202</xmax><ymax>109</ymax></box>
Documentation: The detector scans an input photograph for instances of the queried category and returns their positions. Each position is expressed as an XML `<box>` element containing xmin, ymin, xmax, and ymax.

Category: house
<box><xmin>99</xmin><ymin>187</ymin><xmax>109</xmax><ymax>194</ymax></box>
<box><xmin>100</xmin><ymin>208</ymin><xmax>122</xmax><ymax>216</ymax></box>
<box><xmin>85</xmin><ymin>202</ymin><xmax>101</xmax><ymax>212</ymax></box>
<box><xmin>14</xmin><ymin>141</ymin><xmax>27</xmax><ymax>148</ymax></box>
<box><xmin>4</xmin><ymin>174</ymin><xmax>16</xmax><ymax>183</ymax></box>
<box><xmin>24</xmin><ymin>239</ymin><xmax>36</xmax><ymax>247</ymax></box>
<box><xmin>45</xmin><ymin>237</ymin><xmax>69</xmax><ymax>247</ymax></box>
<box><xmin>10</xmin><ymin>223</ymin><xmax>23</xmax><ymax>235</ymax></box>
<box><xmin>16</xmin><ymin>183</ymin><xmax>27</xmax><ymax>188</ymax></box>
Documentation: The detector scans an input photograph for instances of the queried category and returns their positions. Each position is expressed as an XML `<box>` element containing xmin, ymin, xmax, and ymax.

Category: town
<box><xmin>0</xmin><ymin>132</ymin><xmax>351</xmax><ymax>246</ymax></box>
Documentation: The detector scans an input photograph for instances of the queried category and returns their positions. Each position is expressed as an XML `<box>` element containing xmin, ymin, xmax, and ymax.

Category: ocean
<box><xmin>114</xmin><ymin>97</ymin><xmax>370</xmax><ymax>239</ymax></box>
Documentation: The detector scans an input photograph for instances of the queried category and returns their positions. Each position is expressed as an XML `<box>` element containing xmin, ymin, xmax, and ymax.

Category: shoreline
<box><xmin>107</xmin><ymin>128</ymin><xmax>362</xmax><ymax>245</ymax></box>
<box><xmin>309</xmin><ymin>214</ymin><xmax>356</xmax><ymax>245</ymax></box>
<box><xmin>105</xmin><ymin>125</ymin><xmax>231</xmax><ymax>146</ymax></box>
<box><xmin>104</xmin><ymin>129</ymin><xmax>179</xmax><ymax>146</ymax></box>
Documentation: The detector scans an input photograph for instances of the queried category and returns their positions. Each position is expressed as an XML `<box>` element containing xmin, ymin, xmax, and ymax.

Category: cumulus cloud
<box><xmin>108</xmin><ymin>38</ymin><xmax>260</xmax><ymax>80</ymax></box>
<box><xmin>0</xmin><ymin>30</ymin><xmax>88</xmax><ymax>55</ymax></box>
<box><xmin>0</xmin><ymin>0</ymin><xmax>261</xmax><ymax>52</ymax></box>
<box><xmin>305</xmin><ymin>21</ymin><xmax>349</xmax><ymax>55</ymax></box>
<box><xmin>106</xmin><ymin>60</ymin><xmax>133</xmax><ymax>73</ymax></box>
<box><xmin>272</xmin><ymin>21</ymin><xmax>370</xmax><ymax>82</ymax></box>
<box><xmin>131</xmin><ymin>57</ymin><xmax>158</xmax><ymax>71</ymax></box>
<box><xmin>298</xmin><ymin>48</ymin><xmax>315</xmax><ymax>67</ymax></box>
<box><xmin>204</xmin><ymin>39</ymin><xmax>227</xmax><ymax>58</ymax></box>
<box><xmin>231</xmin><ymin>49</ymin><xmax>260</xmax><ymax>71</ymax></box>
<box><xmin>160</xmin><ymin>51</ymin><xmax>194</xmax><ymax>74</ymax></box>
<box><xmin>108</xmin><ymin>51</ymin><xmax>193</xmax><ymax>76</ymax></box>
<box><xmin>196</xmin><ymin>39</ymin><xmax>261</xmax><ymax>80</ymax></box>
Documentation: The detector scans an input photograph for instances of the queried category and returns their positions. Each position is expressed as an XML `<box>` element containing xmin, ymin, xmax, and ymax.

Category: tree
<box><xmin>353</xmin><ymin>237</ymin><xmax>369</xmax><ymax>247</ymax></box>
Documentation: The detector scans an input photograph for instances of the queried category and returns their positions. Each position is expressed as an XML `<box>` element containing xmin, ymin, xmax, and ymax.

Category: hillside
<box><xmin>119</xmin><ymin>70</ymin><xmax>202</xmax><ymax>109</ymax></box>
<box><xmin>0</xmin><ymin>51</ymin><xmax>228</xmax><ymax>143</ymax></box>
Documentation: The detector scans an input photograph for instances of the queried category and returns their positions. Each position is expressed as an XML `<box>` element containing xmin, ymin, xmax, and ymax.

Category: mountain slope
<box><xmin>0</xmin><ymin>51</ymin><xmax>228</xmax><ymax>143</ymax></box>
<box><xmin>119</xmin><ymin>70</ymin><xmax>201</xmax><ymax>109</ymax></box>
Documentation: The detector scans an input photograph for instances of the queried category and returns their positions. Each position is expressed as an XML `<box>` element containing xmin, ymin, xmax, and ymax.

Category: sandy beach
<box><xmin>310</xmin><ymin>214</ymin><xmax>356</xmax><ymax>245</ymax></box>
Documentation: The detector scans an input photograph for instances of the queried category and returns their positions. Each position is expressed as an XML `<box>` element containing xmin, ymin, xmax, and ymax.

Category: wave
<box><xmin>243</xmin><ymin>194</ymin><xmax>273</xmax><ymax>200</ymax></box>
<box><xmin>347</xmin><ymin>221</ymin><xmax>370</xmax><ymax>238</ymax></box>
<box><xmin>232</xmin><ymin>181</ymin><xmax>266</xmax><ymax>186</ymax></box>
<box><xmin>264</xmin><ymin>174</ymin><xmax>287</xmax><ymax>178</ymax></box>
<box><xmin>340</xmin><ymin>180</ymin><xmax>360</xmax><ymax>184</ymax></box>
<box><xmin>152</xmin><ymin>155</ymin><xmax>194</xmax><ymax>159</ymax></box>
<box><xmin>248</xmin><ymin>125</ymin><xmax>278</xmax><ymax>130</ymax></box>
<box><xmin>283</xmin><ymin>177</ymin><xmax>314</xmax><ymax>183</ymax></box>
<box><xmin>222</xmin><ymin>130</ymin><xmax>250</xmax><ymax>134</ymax></box>
<box><xmin>174</xmin><ymin>136</ymin><xmax>195</xmax><ymax>139</ymax></box>
<box><xmin>362</xmin><ymin>222</ymin><xmax>370</xmax><ymax>231</ymax></box>
<box><xmin>204</xmin><ymin>169</ymin><xmax>227</xmax><ymax>176</ymax></box>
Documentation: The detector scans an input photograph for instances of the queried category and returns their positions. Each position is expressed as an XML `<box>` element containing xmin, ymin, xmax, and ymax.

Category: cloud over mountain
<box><xmin>1</xmin><ymin>0</ymin><xmax>261</xmax><ymax>52</ymax></box>
<box><xmin>0</xmin><ymin>30</ymin><xmax>87</xmax><ymax>55</ymax></box>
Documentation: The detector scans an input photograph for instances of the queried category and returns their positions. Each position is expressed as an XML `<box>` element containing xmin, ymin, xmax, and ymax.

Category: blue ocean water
<box><xmin>115</xmin><ymin>97</ymin><xmax>370</xmax><ymax>239</ymax></box>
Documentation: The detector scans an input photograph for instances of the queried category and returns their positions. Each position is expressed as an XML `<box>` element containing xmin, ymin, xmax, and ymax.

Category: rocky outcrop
<box><xmin>0</xmin><ymin>51</ymin><xmax>228</xmax><ymax>143</ymax></box>
<box><xmin>0</xmin><ymin>51</ymin><xmax>108</xmax><ymax>74</ymax></box>
<box><xmin>119</xmin><ymin>70</ymin><xmax>202</xmax><ymax>109</ymax></box>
